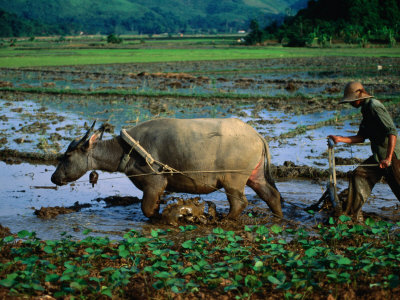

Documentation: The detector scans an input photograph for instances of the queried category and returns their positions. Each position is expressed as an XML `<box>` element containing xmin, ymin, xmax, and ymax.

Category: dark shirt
<box><xmin>358</xmin><ymin>98</ymin><xmax>400</xmax><ymax>162</ymax></box>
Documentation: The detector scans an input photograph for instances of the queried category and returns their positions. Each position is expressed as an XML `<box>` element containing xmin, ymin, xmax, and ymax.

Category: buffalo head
<box><xmin>51</xmin><ymin>121</ymin><xmax>103</xmax><ymax>186</ymax></box>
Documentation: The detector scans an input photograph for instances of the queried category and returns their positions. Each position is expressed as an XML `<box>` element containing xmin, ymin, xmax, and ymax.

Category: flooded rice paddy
<box><xmin>0</xmin><ymin>56</ymin><xmax>399</xmax><ymax>239</ymax></box>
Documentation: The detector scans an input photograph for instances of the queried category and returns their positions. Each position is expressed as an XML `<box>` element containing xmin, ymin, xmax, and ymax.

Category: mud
<box><xmin>95</xmin><ymin>195</ymin><xmax>141</xmax><ymax>207</ymax></box>
<box><xmin>160</xmin><ymin>197</ymin><xmax>218</xmax><ymax>226</ymax></box>
<box><xmin>34</xmin><ymin>201</ymin><xmax>92</xmax><ymax>219</ymax></box>
<box><xmin>0</xmin><ymin>224</ymin><xmax>11</xmax><ymax>238</ymax></box>
<box><xmin>0</xmin><ymin>149</ymin><xmax>59</xmax><ymax>165</ymax></box>
<box><xmin>2</xmin><ymin>56</ymin><xmax>400</xmax><ymax>102</ymax></box>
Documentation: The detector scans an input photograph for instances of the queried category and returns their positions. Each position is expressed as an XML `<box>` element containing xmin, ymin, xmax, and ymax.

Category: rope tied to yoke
<box><xmin>118</xmin><ymin>128</ymin><xmax>191</xmax><ymax>176</ymax></box>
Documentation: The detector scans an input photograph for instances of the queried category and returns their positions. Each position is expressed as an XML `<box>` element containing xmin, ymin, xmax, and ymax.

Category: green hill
<box><xmin>0</xmin><ymin>0</ymin><xmax>307</xmax><ymax>37</ymax></box>
<box><xmin>256</xmin><ymin>0</ymin><xmax>400</xmax><ymax>47</ymax></box>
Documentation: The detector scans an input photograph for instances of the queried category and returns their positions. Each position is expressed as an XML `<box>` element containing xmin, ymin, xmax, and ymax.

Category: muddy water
<box><xmin>0</xmin><ymin>96</ymin><xmax>398</xmax><ymax>239</ymax></box>
<box><xmin>1</xmin><ymin>161</ymin><xmax>398</xmax><ymax>240</ymax></box>
<box><xmin>1</xmin><ymin>57</ymin><xmax>399</xmax><ymax>239</ymax></box>
<box><xmin>0</xmin><ymin>162</ymin><xmax>145</xmax><ymax>240</ymax></box>
<box><xmin>0</xmin><ymin>96</ymin><xmax>373</xmax><ymax>171</ymax></box>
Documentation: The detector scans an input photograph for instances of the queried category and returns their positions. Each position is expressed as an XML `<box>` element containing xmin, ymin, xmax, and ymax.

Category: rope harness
<box><xmin>117</xmin><ymin>128</ymin><xmax>254</xmax><ymax>176</ymax></box>
<box><xmin>118</xmin><ymin>128</ymin><xmax>178</xmax><ymax>175</ymax></box>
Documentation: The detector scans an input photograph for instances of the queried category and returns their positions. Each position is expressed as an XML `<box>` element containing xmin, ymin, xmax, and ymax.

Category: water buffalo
<box><xmin>51</xmin><ymin>118</ymin><xmax>282</xmax><ymax>219</ymax></box>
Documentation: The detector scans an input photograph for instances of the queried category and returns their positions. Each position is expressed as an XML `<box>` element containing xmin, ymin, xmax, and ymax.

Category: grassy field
<box><xmin>1</xmin><ymin>41</ymin><xmax>400</xmax><ymax>68</ymax></box>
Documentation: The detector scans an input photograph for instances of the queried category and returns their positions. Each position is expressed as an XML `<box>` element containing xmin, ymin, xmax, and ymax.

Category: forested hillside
<box><xmin>0</xmin><ymin>0</ymin><xmax>307</xmax><ymax>37</ymax></box>
<box><xmin>246</xmin><ymin>0</ymin><xmax>400</xmax><ymax>46</ymax></box>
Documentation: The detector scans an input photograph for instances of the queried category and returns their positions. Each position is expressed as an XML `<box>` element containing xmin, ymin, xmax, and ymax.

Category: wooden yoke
<box><xmin>118</xmin><ymin>128</ymin><xmax>155</xmax><ymax>171</ymax></box>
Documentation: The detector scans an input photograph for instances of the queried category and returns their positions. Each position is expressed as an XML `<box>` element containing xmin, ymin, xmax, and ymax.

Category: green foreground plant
<box><xmin>1</xmin><ymin>216</ymin><xmax>399</xmax><ymax>299</ymax></box>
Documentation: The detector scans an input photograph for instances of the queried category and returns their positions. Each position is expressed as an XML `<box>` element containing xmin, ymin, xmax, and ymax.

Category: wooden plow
<box><xmin>306</xmin><ymin>138</ymin><xmax>342</xmax><ymax>215</ymax></box>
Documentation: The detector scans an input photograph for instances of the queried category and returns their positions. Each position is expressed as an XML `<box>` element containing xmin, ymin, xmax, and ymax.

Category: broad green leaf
<box><xmin>244</xmin><ymin>225</ymin><xmax>252</xmax><ymax>232</ymax></box>
<box><xmin>179</xmin><ymin>225</ymin><xmax>197</xmax><ymax>232</ymax></box>
<box><xmin>231</xmin><ymin>262</ymin><xmax>243</xmax><ymax>271</ymax></box>
<box><xmin>254</xmin><ymin>260</ymin><xmax>263</xmax><ymax>271</ymax></box>
<box><xmin>89</xmin><ymin>277</ymin><xmax>102</xmax><ymax>283</ymax></box>
<box><xmin>270</xmin><ymin>224</ymin><xmax>283</xmax><ymax>234</ymax></box>
<box><xmin>101</xmin><ymin>287</ymin><xmax>113</xmax><ymax>298</ymax></box>
<box><xmin>85</xmin><ymin>247</ymin><xmax>95</xmax><ymax>254</ymax></box>
<box><xmin>3</xmin><ymin>236</ymin><xmax>14</xmax><ymax>243</ymax></box>
<box><xmin>60</xmin><ymin>275</ymin><xmax>71</xmax><ymax>282</ymax></box>
<box><xmin>171</xmin><ymin>285</ymin><xmax>180</xmax><ymax>293</ymax></box>
<box><xmin>305</xmin><ymin>248</ymin><xmax>318</xmax><ymax>257</ymax></box>
<box><xmin>119</xmin><ymin>248</ymin><xmax>130</xmax><ymax>258</ymax></box>
<box><xmin>78</xmin><ymin>269</ymin><xmax>89</xmax><ymax>277</ymax></box>
<box><xmin>101</xmin><ymin>267</ymin><xmax>115</xmax><ymax>273</ymax></box>
<box><xmin>388</xmin><ymin>274</ymin><xmax>400</xmax><ymax>288</ymax></box>
<box><xmin>337</xmin><ymin>257</ymin><xmax>351</xmax><ymax>265</ymax></box>
<box><xmin>32</xmin><ymin>283</ymin><xmax>45</xmax><ymax>291</ymax></box>
<box><xmin>17</xmin><ymin>230</ymin><xmax>30</xmax><ymax>238</ymax></box>
<box><xmin>268</xmin><ymin>275</ymin><xmax>282</xmax><ymax>285</ymax></box>
<box><xmin>45</xmin><ymin>274</ymin><xmax>60</xmax><ymax>282</ymax></box>
<box><xmin>0</xmin><ymin>273</ymin><xmax>18</xmax><ymax>287</ymax></box>
<box><xmin>153</xmin><ymin>280</ymin><xmax>164</xmax><ymax>289</ymax></box>
<box><xmin>327</xmin><ymin>273</ymin><xmax>338</xmax><ymax>280</ymax></box>
<box><xmin>256</xmin><ymin>225</ymin><xmax>269</xmax><ymax>235</ymax></box>
<box><xmin>155</xmin><ymin>271</ymin><xmax>171</xmax><ymax>279</ymax></box>
<box><xmin>182</xmin><ymin>240</ymin><xmax>194</xmax><ymax>249</ymax></box>
<box><xmin>182</xmin><ymin>267</ymin><xmax>194</xmax><ymax>275</ymax></box>
<box><xmin>213</xmin><ymin>227</ymin><xmax>224</xmax><ymax>235</ymax></box>
<box><xmin>83</xmin><ymin>229</ymin><xmax>92</xmax><ymax>235</ymax></box>
<box><xmin>339</xmin><ymin>215</ymin><xmax>351</xmax><ymax>222</ymax></box>
<box><xmin>43</xmin><ymin>245</ymin><xmax>54</xmax><ymax>254</ymax></box>
<box><xmin>224</xmin><ymin>284</ymin><xmax>238</xmax><ymax>292</ymax></box>
<box><xmin>365</xmin><ymin>218</ymin><xmax>375</xmax><ymax>227</ymax></box>
<box><xmin>245</xmin><ymin>275</ymin><xmax>262</xmax><ymax>288</ymax></box>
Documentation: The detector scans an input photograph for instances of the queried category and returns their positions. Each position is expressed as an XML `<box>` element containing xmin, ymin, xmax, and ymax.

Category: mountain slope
<box><xmin>0</xmin><ymin>0</ymin><xmax>308</xmax><ymax>36</ymax></box>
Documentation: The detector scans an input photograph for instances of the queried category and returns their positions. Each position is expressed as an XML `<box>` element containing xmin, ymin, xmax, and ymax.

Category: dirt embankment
<box><xmin>0</xmin><ymin>149</ymin><xmax>60</xmax><ymax>165</ymax></box>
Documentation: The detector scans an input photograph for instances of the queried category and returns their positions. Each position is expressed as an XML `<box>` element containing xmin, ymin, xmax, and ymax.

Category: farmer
<box><xmin>328</xmin><ymin>81</ymin><xmax>400</xmax><ymax>221</ymax></box>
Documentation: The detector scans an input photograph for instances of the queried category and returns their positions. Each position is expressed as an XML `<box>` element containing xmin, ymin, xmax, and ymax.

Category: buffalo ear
<box><xmin>83</xmin><ymin>132</ymin><xmax>101</xmax><ymax>150</ymax></box>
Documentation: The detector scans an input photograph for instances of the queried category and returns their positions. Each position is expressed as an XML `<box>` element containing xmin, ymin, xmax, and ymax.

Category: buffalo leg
<box><xmin>223</xmin><ymin>185</ymin><xmax>248</xmax><ymax>219</ymax></box>
<box><xmin>141</xmin><ymin>177</ymin><xmax>167</xmax><ymax>218</ymax></box>
<box><xmin>247</xmin><ymin>164</ymin><xmax>282</xmax><ymax>217</ymax></box>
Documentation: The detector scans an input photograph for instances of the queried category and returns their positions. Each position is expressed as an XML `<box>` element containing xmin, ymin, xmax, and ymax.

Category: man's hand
<box><xmin>328</xmin><ymin>135</ymin><xmax>341</xmax><ymax>144</ymax></box>
<box><xmin>379</xmin><ymin>159</ymin><xmax>392</xmax><ymax>169</ymax></box>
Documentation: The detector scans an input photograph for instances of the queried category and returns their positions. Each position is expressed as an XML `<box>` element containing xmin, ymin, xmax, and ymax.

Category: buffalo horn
<box><xmin>67</xmin><ymin>120</ymin><xmax>96</xmax><ymax>152</ymax></box>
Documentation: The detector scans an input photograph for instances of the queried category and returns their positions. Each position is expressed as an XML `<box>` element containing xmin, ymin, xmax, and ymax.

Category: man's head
<box><xmin>339</xmin><ymin>82</ymin><xmax>373</xmax><ymax>107</ymax></box>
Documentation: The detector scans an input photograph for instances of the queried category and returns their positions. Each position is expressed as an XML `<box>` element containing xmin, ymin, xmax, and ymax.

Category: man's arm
<box><xmin>380</xmin><ymin>134</ymin><xmax>397</xmax><ymax>168</ymax></box>
<box><xmin>328</xmin><ymin>135</ymin><xmax>365</xmax><ymax>144</ymax></box>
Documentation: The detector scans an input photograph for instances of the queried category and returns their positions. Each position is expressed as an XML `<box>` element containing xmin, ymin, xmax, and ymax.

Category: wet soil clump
<box><xmin>160</xmin><ymin>197</ymin><xmax>218</xmax><ymax>226</ymax></box>
<box><xmin>274</xmin><ymin>161</ymin><xmax>347</xmax><ymax>179</ymax></box>
<box><xmin>95</xmin><ymin>195</ymin><xmax>141</xmax><ymax>207</ymax></box>
<box><xmin>0</xmin><ymin>224</ymin><xmax>11</xmax><ymax>238</ymax></box>
<box><xmin>34</xmin><ymin>201</ymin><xmax>92</xmax><ymax>219</ymax></box>
<box><xmin>0</xmin><ymin>149</ymin><xmax>60</xmax><ymax>165</ymax></box>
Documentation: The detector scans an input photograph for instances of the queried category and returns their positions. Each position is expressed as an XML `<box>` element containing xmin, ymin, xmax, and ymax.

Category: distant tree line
<box><xmin>0</xmin><ymin>9</ymin><xmax>64</xmax><ymax>37</ymax></box>
<box><xmin>246</xmin><ymin>0</ymin><xmax>400</xmax><ymax>47</ymax></box>
<box><xmin>0</xmin><ymin>0</ymin><xmax>288</xmax><ymax>37</ymax></box>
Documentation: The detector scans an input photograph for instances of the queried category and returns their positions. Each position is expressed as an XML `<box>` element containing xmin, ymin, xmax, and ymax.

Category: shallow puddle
<box><xmin>0</xmin><ymin>161</ymin><xmax>398</xmax><ymax>240</ymax></box>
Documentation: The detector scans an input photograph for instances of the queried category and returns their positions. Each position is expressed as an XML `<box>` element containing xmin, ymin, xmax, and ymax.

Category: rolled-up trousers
<box><xmin>345</xmin><ymin>155</ymin><xmax>400</xmax><ymax>218</ymax></box>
